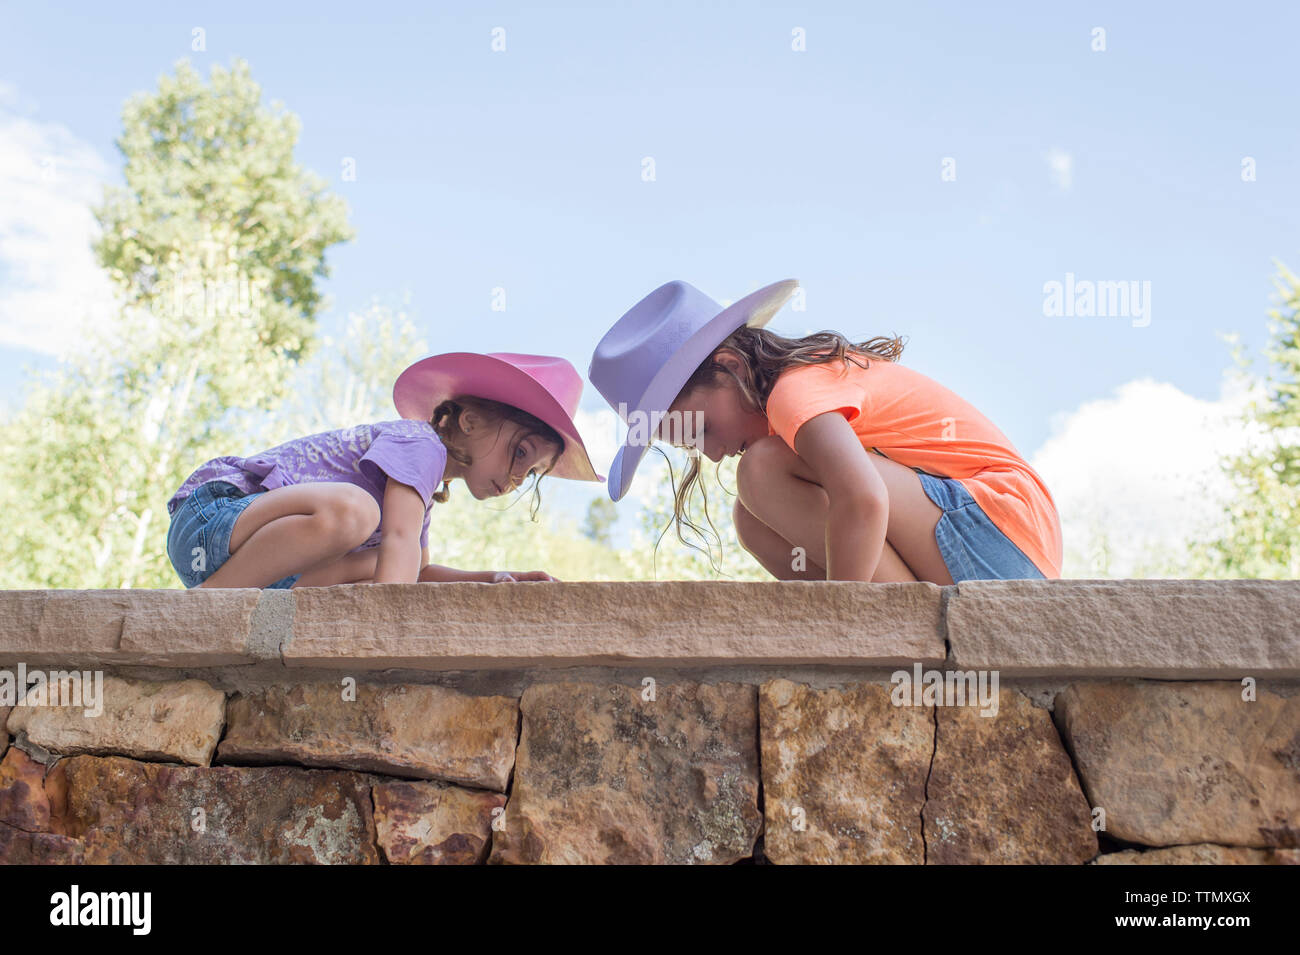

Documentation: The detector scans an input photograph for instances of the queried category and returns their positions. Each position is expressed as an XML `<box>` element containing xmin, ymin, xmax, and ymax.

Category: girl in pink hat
<box><xmin>165</xmin><ymin>353</ymin><xmax>603</xmax><ymax>589</ymax></box>
<box><xmin>589</xmin><ymin>280</ymin><xmax>1062</xmax><ymax>584</ymax></box>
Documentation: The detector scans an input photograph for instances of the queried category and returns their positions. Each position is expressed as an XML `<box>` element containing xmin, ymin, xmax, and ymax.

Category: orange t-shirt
<box><xmin>763</xmin><ymin>357</ymin><xmax>1063</xmax><ymax>578</ymax></box>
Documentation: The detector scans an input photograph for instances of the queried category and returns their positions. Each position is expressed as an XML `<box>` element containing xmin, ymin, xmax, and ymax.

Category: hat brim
<box><xmin>394</xmin><ymin>353</ymin><xmax>604</xmax><ymax>483</ymax></box>
<box><xmin>606</xmin><ymin>279</ymin><xmax>799</xmax><ymax>501</ymax></box>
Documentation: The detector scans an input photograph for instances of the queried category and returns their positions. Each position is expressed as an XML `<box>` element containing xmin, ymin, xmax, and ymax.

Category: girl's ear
<box><xmin>458</xmin><ymin>408</ymin><xmax>480</xmax><ymax>436</ymax></box>
<box><xmin>712</xmin><ymin>347</ymin><xmax>743</xmax><ymax>375</ymax></box>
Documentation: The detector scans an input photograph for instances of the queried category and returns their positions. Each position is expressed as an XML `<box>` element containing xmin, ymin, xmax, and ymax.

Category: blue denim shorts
<box><xmin>166</xmin><ymin>480</ymin><xmax>300</xmax><ymax>589</ymax></box>
<box><xmin>915</xmin><ymin>471</ymin><xmax>1046</xmax><ymax>583</ymax></box>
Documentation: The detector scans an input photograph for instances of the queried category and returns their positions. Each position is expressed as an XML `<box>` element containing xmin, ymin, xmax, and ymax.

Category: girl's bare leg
<box><xmin>197</xmin><ymin>483</ymin><xmax>381</xmax><ymax>588</ymax></box>
<box><xmin>734</xmin><ymin>436</ymin><xmax>956</xmax><ymax>585</ymax></box>
<box><xmin>292</xmin><ymin>547</ymin><xmax>380</xmax><ymax>587</ymax></box>
<box><xmin>733</xmin><ymin>498</ymin><xmax>917</xmax><ymax>581</ymax></box>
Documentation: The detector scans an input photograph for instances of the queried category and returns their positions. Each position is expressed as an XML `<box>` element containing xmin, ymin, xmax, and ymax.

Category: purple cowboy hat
<box><xmin>588</xmin><ymin>279</ymin><xmax>800</xmax><ymax>501</ymax></box>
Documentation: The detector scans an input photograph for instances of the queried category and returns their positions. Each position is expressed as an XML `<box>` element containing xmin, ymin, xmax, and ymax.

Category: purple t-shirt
<box><xmin>166</xmin><ymin>419</ymin><xmax>449</xmax><ymax>551</ymax></box>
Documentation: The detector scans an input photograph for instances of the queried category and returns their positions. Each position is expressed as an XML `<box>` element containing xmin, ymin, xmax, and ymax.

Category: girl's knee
<box><xmin>735</xmin><ymin>435</ymin><xmax>793</xmax><ymax>506</ymax></box>
<box><xmin>739</xmin><ymin>434</ymin><xmax>790</xmax><ymax>467</ymax></box>
<box><xmin>319</xmin><ymin>485</ymin><xmax>381</xmax><ymax>545</ymax></box>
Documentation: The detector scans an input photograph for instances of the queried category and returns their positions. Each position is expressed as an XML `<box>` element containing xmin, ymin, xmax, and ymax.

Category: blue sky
<box><xmin>2</xmin><ymin>1</ymin><xmax>1297</xmax><ymax>570</ymax></box>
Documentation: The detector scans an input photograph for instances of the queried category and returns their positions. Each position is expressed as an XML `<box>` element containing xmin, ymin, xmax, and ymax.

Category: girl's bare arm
<box><xmin>792</xmin><ymin>412</ymin><xmax>890</xmax><ymax>582</ymax></box>
<box><xmin>371</xmin><ymin>480</ymin><xmax>425</xmax><ymax>583</ymax></box>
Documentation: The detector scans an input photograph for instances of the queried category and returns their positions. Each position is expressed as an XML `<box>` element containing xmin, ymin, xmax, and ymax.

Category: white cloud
<box><xmin>1044</xmin><ymin>147</ymin><xmax>1072</xmax><ymax>191</ymax></box>
<box><xmin>1030</xmin><ymin>368</ymin><xmax>1271</xmax><ymax>577</ymax></box>
<box><xmin>0</xmin><ymin>85</ymin><xmax>118</xmax><ymax>356</ymax></box>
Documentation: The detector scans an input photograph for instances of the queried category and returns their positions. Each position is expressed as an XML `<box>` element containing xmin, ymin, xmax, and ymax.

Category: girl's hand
<box><xmin>492</xmin><ymin>570</ymin><xmax>559</xmax><ymax>582</ymax></box>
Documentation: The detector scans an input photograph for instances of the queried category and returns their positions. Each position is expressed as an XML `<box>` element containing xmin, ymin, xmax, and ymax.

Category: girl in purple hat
<box><xmin>589</xmin><ymin>280</ymin><xmax>1062</xmax><ymax>584</ymax></box>
<box><xmin>165</xmin><ymin>353</ymin><xmax>603</xmax><ymax>589</ymax></box>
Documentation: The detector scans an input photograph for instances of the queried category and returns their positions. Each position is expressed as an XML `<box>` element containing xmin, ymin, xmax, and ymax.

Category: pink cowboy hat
<box><xmin>393</xmin><ymin>352</ymin><xmax>604</xmax><ymax>483</ymax></box>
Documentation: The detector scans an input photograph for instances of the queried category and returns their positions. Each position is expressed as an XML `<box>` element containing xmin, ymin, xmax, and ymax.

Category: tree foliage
<box><xmin>1188</xmin><ymin>261</ymin><xmax>1300</xmax><ymax>577</ymax></box>
<box><xmin>0</xmin><ymin>58</ymin><xmax>351</xmax><ymax>588</ymax></box>
<box><xmin>92</xmin><ymin>58</ymin><xmax>351</xmax><ymax>380</ymax></box>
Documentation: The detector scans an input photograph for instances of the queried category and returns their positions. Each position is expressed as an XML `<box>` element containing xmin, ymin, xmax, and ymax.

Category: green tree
<box><xmin>90</xmin><ymin>57</ymin><xmax>353</xmax><ymax>419</ymax></box>
<box><xmin>1189</xmin><ymin>260</ymin><xmax>1300</xmax><ymax>578</ymax></box>
<box><xmin>0</xmin><ymin>58</ymin><xmax>352</xmax><ymax>588</ymax></box>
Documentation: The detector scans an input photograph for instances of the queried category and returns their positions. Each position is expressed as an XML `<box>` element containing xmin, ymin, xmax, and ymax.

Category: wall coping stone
<box><xmin>949</xmin><ymin>579</ymin><xmax>1300</xmax><ymax>678</ymax></box>
<box><xmin>0</xmin><ymin>579</ymin><xmax>1296</xmax><ymax>677</ymax></box>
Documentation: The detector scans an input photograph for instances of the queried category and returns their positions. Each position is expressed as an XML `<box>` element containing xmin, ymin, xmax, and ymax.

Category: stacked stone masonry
<box><xmin>0</xmin><ymin>580</ymin><xmax>1297</xmax><ymax>864</ymax></box>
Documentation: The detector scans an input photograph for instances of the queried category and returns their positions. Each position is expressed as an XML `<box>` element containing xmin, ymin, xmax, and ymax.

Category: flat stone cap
<box><xmin>0</xmin><ymin>579</ymin><xmax>1296</xmax><ymax>676</ymax></box>
<box><xmin>0</xmin><ymin>582</ymin><xmax>946</xmax><ymax>671</ymax></box>
<box><xmin>948</xmin><ymin>579</ymin><xmax>1300</xmax><ymax>678</ymax></box>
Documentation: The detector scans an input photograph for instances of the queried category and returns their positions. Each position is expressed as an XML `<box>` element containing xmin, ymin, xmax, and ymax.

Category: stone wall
<box><xmin>1</xmin><ymin>580</ymin><xmax>1297</xmax><ymax>864</ymax></box>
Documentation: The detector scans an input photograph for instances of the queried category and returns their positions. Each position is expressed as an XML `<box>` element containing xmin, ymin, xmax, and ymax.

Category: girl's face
<box><xmin>455</xmin><ymin>413</ymin><xmax>561</xmax><ymax>499</ymax></box>
<box><xmin>661</xmin><ymin>354</ymin><xmax>770</xmax><ymax>463</ymax></box>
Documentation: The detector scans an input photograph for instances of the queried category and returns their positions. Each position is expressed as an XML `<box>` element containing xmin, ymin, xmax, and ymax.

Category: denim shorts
<box><xmin>166</xmin><ymin>480</ymin><xmax>300</xmax><ymax>589</ymax></box>
<box><xmin>915</xmin><ymin>471</ymin><xmax>1046</xmax><ymax>583</ymax></box>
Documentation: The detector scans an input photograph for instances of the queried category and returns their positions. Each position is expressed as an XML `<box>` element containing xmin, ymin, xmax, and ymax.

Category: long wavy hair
<box><xmin>428</xmin><ymin>395</ymin><xmax>563</xmax><ymax>521</ymax></box>
<box><xmin>657</xmin><ymin>325</ymin><xmax>907</xmax><ymax>571</ymax></box>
